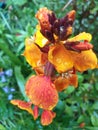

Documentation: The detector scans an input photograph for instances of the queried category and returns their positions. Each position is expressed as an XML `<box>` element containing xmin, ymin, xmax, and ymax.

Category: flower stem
<box><xmin>44</xmin><ymin>61</ymin><xmax>55</xmax><ymax>76</ymax></box>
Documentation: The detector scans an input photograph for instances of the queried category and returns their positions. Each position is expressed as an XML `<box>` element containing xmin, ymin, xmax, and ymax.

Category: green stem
<box><xmin>0</xmin><ymin>12</ymin><xmax>12</xmax><ymax>33</ymax></box>
<box><xmin>14</xmin><ymin>66</ymin><xmax>28</xmax><ymax>100</ymax></box>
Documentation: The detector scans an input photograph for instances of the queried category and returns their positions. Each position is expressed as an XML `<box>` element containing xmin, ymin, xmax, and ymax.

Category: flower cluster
<box><xmin>11</xmin><ymin>7</ymin><xmax>98</xmax><ymax>126</ymax></box>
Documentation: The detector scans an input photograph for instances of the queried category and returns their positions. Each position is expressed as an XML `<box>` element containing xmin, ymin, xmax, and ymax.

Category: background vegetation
<box><xmin>0</xmin><ymin>0</ymin><xmax>98</xmax><ymax>130</ymax></box>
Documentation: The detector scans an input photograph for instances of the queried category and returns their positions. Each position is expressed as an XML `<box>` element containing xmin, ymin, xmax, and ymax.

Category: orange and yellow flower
<box><xmin>11</xmin><ymin>7</ymin><xmax>98</xmax><ymax>126</ymax></box>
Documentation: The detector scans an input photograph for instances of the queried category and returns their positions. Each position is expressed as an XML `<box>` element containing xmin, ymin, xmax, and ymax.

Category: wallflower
<box><xmin>11</xmin><ymin>7</ymin><xmax>98</xmax><ymax>126</ymax></box>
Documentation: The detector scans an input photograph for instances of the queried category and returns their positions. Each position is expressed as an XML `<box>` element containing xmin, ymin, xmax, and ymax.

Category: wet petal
<box><xmin>48</xmin><ymin>43</ymin><xmax>73</xmax><ymax>73</ymax></box>
<box><xmin>67</xmin><ymin>10</ymin><xmax>76</xmax><ymax>21</ymax></box>
<box><xmin>41</xmin><ymin>110</ymin><xmax>56</xmax><ymax>126</ymax></box>
<box><xmin>96</xmin><ymin>63</ymin><xmax>98</xmax><ymax>68</ymax></box>
<box><xmin>34</xmin><ymin>66</ymin><xmax>45</xmax><ymax>75</ymax></box>
<box><xmin>54</xmin><ymin>77</ymin><xmax>69</xmax><ymax>92</ymax></box>
<box><xmin>10</xmin><ymin>100</ymin><xmax>34</xmax><ymax>116</ymax></box>
<box><xmin>35</xmin><ymin>26</ymin><xmax>49</xmax><ymax>47</ymax></box>
<box><xmin>66</xmin><ymin>26</ymin><xmax>73</xmax><ymax>38</ymax></box>
<box><xmin>54</xmin><ymin>74</ymin><xmax>78</xmax><ymax>92</ymax></box>
<box><xmin>33</xmin><ymin>105</ymin><xmax>39</xmax><ymax>120</ymax></box>
<box><xmin>68</xmin><ymin>32</ymin><xmax>92</xmax><ymax>42</ymax></box>
<box><xmin>72</xmin><ymin>50</ymin><xmax>97</xmax><ymax>72</ymax></box>
<box><xmin>25</xmin><ymin>75</ymin><xmax>58</xmax><ymax>110</ymax></box>
<box><xmin>69</xmin><ymin>74</ymin><xmax>78</xmax><ymax>88</ymax></box>
<box><xmin>35</xmin><ymin>7</ymin><xmax>52</xmax><ymax>32</ymax></box>
<box><xmin>23</xmin><ymin>38</ymin><xmax>47</xmax><ymax>68</ymax></box>
<box><xmin>70</xmin><ymin>41</ymin><xmax>93</xmax><ymax>51</ymax></box>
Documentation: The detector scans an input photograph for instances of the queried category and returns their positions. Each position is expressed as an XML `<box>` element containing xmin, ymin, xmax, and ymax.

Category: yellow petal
<box><xmin>48</xmin><ymin>43</ymin><xmax>73</xmax><ymax>73</ymax></box>
<box><xmin>71</xmin><ymin>50</ymin><xmax>97</xmax><ymax>72</ymax></box>
<box><xmin>68</xmin><ymin>32</ymin><xmax>92</xmax><ymax>42</ymax></box>
<box><xmin>35</xmin><ymin>27</ymin><xmax>49</xmax><ymax>48</ymax></box>
<box><xmin>23</xmin><ymin>37</ymin><xmax>47</xmax><ymax>68</ymax></box>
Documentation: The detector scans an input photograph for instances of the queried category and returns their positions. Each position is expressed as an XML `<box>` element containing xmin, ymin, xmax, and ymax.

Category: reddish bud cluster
<box><xmin>36</xmin><ymin>8</ymin><xmax>76</xmax><ymax>43</ymax></box>
<box><xmin>64</xmin><ymin>40</ymin><xmax>93</xmax><ymax>52</ymax></box>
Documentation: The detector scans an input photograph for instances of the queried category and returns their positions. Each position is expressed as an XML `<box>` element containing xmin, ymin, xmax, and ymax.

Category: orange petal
<box><xmin>54</xmin><ymin>77</ymin><xmax>69</xmax><ymax>92</ymax></box>
<box><xmin>10</xmin><ymin>100</ymin><xmax>34</xmax><ymax>116</ymax></box>
<box><xmin>70</xmin><ymin>41</ymin><xmax>93</xmax><ymax>51</ymax></box>
<box><xmin>54</xmin><ymin>74</ymin><xmax>78</xmax><ymax>92</ymax></box>
<box><xmin>48</xmin><ymin>43</ymin><xmax>73</xmax><ymax>73</ymax></box>
<box><xmin>66</xmin><ymin>26</ymin><xmax>72</xmax><ymax>37</ymax></box>
<box><xmin>23</xmin><ymin>38</ymin><xmax>47</xmax><ymax>68</ymax></box>
<box><xmin>34</xmin><ymin>66</ymin><xmax>45</xmax><ymax>75</ymax></box>
<box><xmin>72</xmin><ymin>50</ymin><xmax>97</xmax><ymax>72</ymax></box>
<box><xmin>69</xmin><ymin>74</ymin><xmax>78</xmax><ymax>88</ymax></box>
<box><xmin>33</xmin><ymin>105</ymin><xmax>39</xmax><ymax>120</ymax></box>
<box><xmin>41</xmin><ymin>110</ymin><xmax>56</xmax><ymax>126</ymax></box>
<box><xmin>67</xmin><ymin>10</ymin><xmax>76</xmax><ymax>21</ymax></box>
<box><xmin>25</xmin><ymin>75</ymin><xmax>58</xmax><ymax>110</ymax></box>
<box><xmin>34</xmin><ymin>53</ymin><xmax>48</xmax><ymax>75</ymax></box>
<box><xmin>96</xmin><ymin>63</ymin><xmax>98</xmax><ymax>68</ymax></box>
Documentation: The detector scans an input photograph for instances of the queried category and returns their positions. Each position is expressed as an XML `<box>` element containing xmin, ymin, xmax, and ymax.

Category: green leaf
<box><xmin>0</xmin><ymin>42</ymin><xmax>22</xmax><ymax>66</ymax></box>
<box><xmin>14</xmin><ymin>0</ymin><xmax>27</xmax><ymax>6</ymax></box>
<box><xmin>56</xmin><ymin>100</ymin><xmax>65</xmax><ymax>110</ymax></box>
<box><xmin>92</xmin><ymin>102</ymin><xmax>98</xmax><ymax>110</ymax></box>
<box><xmin>91</xmin><ymin>112</ymin><xmax>98</xmax><ymax>126</ymax></box>
<box><xmin>0</xmin><ymin>124</ymin><xmax>6</xmax><ymax>130</ymax></box>
<box><xmin>7</xmin><ymin>0</ymin><xmax>27</xmax><ymax>6</ymax></box>
<box><xmin>85</xmin><ymin>127</ymin><xmax>98</xmax><ymax>130</ymax></box>
<box><xmin>65</xmin><ymin>105</ymin><xmax>73</xmax><ymax>116</ymax></box>
<box><xmin>14</xmin><ymin>66</ymin><xmax>27</xmax><ymax>100</ymax></box>
<box><xmin>83</xmin><ymin>83</ymin><xmax>91</xmax><ymax>91</ymax></box>
<box><xmin>78</xmin><ymin>74</ymin><xmax>84</xmax><ymax>83</ymax></box>
<box><xmin>95</xmin><ymin>82</ymin><xmax>98</xmax><ymax>91</ymax></box>
<box><xmin>91</xmin><ymin>6</ymin><xmax>98</xmax><ymax>13</ymax></box>
<box><xmin>77</xmin><ymin>115</ymin><xmax>85</xmax><ymax>123</ymax></box>
<box><xmin>64</xmin><ymin>86</ymin><xmax>75</xmax><ymax>95</ymax></box>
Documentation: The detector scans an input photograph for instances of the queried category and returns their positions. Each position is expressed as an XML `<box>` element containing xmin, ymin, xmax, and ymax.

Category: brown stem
<box><xmin>44</xmin><ymin>61</ymin><xmax>55</xmax><ymax>76</ymax></box>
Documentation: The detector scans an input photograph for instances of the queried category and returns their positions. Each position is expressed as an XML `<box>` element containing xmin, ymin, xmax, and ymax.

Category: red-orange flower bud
<box><xmin>35</xmin><ymin>7</ymin><xmax>52</xmax><ymax>32</ymax></box>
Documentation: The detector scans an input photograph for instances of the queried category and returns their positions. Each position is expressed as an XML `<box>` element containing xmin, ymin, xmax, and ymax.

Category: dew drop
<box><xmin>56</xmin><ymin>58</ymin><xmax>62</xmax><ymax>63</ymax></box>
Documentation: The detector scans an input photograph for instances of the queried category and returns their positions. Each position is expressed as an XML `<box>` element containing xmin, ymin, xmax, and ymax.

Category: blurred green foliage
<box><xmin>0</xmin><ymin>0</ymin><xmax>98</xmax><ymax>129</ymax></box>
